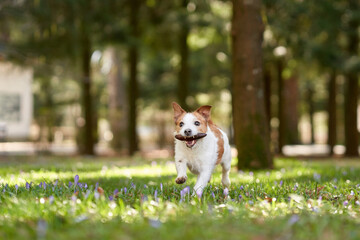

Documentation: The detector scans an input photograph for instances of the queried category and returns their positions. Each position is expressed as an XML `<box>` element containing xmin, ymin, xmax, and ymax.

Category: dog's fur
<box><xmin>172</xmin><ymin>102</ymin><xmax>231</xmax><ymax>192</ymax></box>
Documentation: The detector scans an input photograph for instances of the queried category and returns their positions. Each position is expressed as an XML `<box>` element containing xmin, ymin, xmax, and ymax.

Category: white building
<box><xmin>0</xmin><ymin>62</ymin><xmax>33</xmax><ymax>140</ymax></box>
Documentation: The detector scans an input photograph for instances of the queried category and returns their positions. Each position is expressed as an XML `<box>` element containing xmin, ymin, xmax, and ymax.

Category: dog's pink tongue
<box><xmin>186</xmin><ymin>140</ymin><xmax>196</xmax><ymax>148</ymax></box>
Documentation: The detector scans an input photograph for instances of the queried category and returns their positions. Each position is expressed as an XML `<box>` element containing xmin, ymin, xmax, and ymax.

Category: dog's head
<box><xmin>172</xmin><ymin>102</ymin><xmax>211</xmax><ymax>148</ymax></box>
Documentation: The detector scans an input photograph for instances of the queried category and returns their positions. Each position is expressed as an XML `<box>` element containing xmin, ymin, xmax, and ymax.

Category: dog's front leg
<box><xmin>175</xmin><ymin>158</ymin><xmax>187</xmax><ymax>184</ymax></box>
<box><xmin>193</xmin><ymin>170</ymin><xmax>213</xmax><ymax>192</ymax></box>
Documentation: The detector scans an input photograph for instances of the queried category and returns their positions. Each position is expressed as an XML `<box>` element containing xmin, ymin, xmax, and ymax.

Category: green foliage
<box><xmin>1</xmin><ymin>157</ymin><xmax>360</xmax><ymax>239</ymax></box>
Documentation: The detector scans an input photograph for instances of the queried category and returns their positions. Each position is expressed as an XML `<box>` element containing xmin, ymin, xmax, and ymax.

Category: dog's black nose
<box><xmin>184</xmin><ymin>129</ymin><xmax>192</xmax><ymax>136</ymax></box>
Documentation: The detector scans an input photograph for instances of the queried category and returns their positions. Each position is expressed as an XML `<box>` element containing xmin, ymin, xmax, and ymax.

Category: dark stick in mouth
<box><xmin>175</xmin><ymin>133</ymin><xmax>207</xmax><ymax>141</ymax></box>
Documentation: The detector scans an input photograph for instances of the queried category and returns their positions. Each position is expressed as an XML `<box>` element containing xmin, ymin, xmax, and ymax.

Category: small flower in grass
<box><xmin>69</xmin><ymin>182</ymin><xmax>72</xmax><ymax>188</ymax></box>
<box><xmin>248</xmin><ymin>200</ymin><xmax>254</xmax><ymax>205</ymax></box>
<box><xmin>43</xmin><ymin>182</ymin><xmax>47</xmax><ymax>190</ymax></box>
<box><xmin>39</xmin><ymin>182</ymin><xmax>43</xmax><ymax>188</ymax></box>
<box><xmin>279</xmin><ymin>180</ymin><xmax>283</xmax><ymax>187</ymax></box>
<box><xmin>288</xmin><ymin>215</ymin><xmax>300</xmax><ymax>226</ymax></box>
<box><xmin>49</xmin><ymin>195</ymin><xmax>54</xmax><ymax>204</ymax></box>
<box><xmin>334</xmin><ymin>185</ymin><xmax>337</xmax><ymax>190</ymax></box>
<box><xmin>15</xmin><ymin>184</ymin><xmax>18</xmax><ymax>192</ymax></box>
<box><xmin>131</xmin><ymin>182</ymin><xmax>136</xmax><ymax>189</ymax></box>
<box><xmin>313</xmin><ymin>173</ymin><xmax>321</xmax><ymax>181</ymax></box>
<box><xmin>238</xmin><ymin>194</ymin><xmax>242</xmax><ymax>200</ymax></box>
<box><xmin>95</xmin><ymin>182</ymin><xmax>99</xmax><ymax>189</ymax></box>
<box><xmin>144</xmin><ymin>184</ymin><xmax>148</xmax><ymax>189</ymax></box>
<box><xmin>196</xmin><ymin>189</ymin><xmax>203</xmax><ymax>199</ymax></box>
<box><xmin>84</xmin><ymin>183</ymin><xmax>88</xmax><ymax>189</ymax></box>
<box><xmin>84</xmin><ymin>190</ymin><xmax>91</xmax><ymax>199</ymax></box>
<box><xmin>343</xmin><ymin>200</ymin><xmax>349</xmax><ymax>206</ymax></box>
<box><xmin>350</xmin><ymin>190</ymin><xmax>355</xmax><ymax>196</ymax></box>
<box><xmin>94</xmin><ymin>191</ymin><xmax>100</xmax><ymax>200</ymax></box>
<box><xmin>124</xmin><ymin>187</ymin><xmax>127</xmax><ymax>194</ymax></box>
<box><xmin>113</xmin><ymin>189</ymin><xmax>119</xmax><ymax>196</ymax></box>
<box><xmin>240</xmin><ymin>185</ymin><xmax>244</xmax><ymax>190</ymax></box>
<box><xmin>54</xmin><ymin>180</ymin><xmax>58</xmax><ymax>186</ymax></box>
<box><xmin>154</xmin><ymin>190</ymin><xmax>158</xmax><ymax>202</ymax></box>
<box><xmin>211</xmin><ymin>192</ymin><xmax>215</xmax><ymax>199</ymax></box>
<box><xmin>109</xmin><ymin>195</ymin><xmax>114</xmax><ymax>201</ymax></box>
<box><xmin>249</xmin><ymin>171</ymin><xmax>254</xmax><ymax>176</ymax></box>
<box><xmin>71</xmin><ymin>195</ymin><xmax>77</xmax><ymax>202</ymax></box>
<box><xmin>74</xmin><ymin>175</ymin><xmax>79</xmax><ymax>185</ymax></box>
<box><xmin>355</xmin><ymin>201</ymin><xmax>360</xmax><ymax>206</ymax></box>
<box><xmin>26</xmin><ymin>182</ymin><xmax>30</xmax><ymax>190</ymax></box>
<box><xmin>223</xmin><ymin>188</ymin><xmax>229</xmax><ymax>197</ymax></box>
<box><xmin>160</xmin><ymin>183</ymin><xmax>163</xmax><ymax>192</ymax></box>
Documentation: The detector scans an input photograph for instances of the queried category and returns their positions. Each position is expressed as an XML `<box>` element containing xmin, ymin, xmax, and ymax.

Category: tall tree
<box><xmin>344</xmin><ymin>0</ymin><xmax>359</xmax><ymax>157</ymax></box>
<box><xmin>177</xmin><ymin>0</ymin><xmax>190</xmax><ymax>110</ymax></box>
<box><xmin>231</xmin><ymin>0</ymin><xmax>273</xmax><ymax>169</ymax></box>
<box><xmin>327</xmin><ymin>71</ymin><xmax>337</xmax><ymax>155</ymax></box>
<box><xmin>128</xmin><ymin>0</ymin><xmax>140</xmax><ymax>156</ymax></box>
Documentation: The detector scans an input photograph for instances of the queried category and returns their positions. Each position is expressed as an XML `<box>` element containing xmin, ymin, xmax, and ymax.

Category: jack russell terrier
<box><xmin>172</xmin><ymin>102</ymin><xmax>231</xmax><ymax>192</ymax></box>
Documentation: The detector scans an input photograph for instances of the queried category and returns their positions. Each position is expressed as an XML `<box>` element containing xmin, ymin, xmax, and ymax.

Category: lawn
<box><xmin>1</xmin><ymin>155</ymin><xmax>360</xmax><ymax>239</ymax></box>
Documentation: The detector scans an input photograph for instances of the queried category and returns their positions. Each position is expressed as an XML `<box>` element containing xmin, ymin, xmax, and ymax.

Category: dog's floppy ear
<box><xmin>195</xmin><ymin>105</ymin><xmax>212</xmax><ymax>120</ymax></box>
<box><xmin>172</xmin><ymin>102</ymin><xmax>186</xmax><ymax>122</ymax></box>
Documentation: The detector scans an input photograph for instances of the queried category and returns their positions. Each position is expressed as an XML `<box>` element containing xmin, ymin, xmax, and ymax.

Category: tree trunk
<box><xmin>177</xmin><ymin>0</ymin><xmax>190</xmax><ymax>110</ymax></box>
<box><xmin>107</xmin><ymin>47</ymin><xmax>127</xmax><ymax>153</ymax></box>
<box><xmin>277</xmin><ymin>59</ymin><xmax>285</xmax><ymax>153</ymax></box>
<box><xmin>80</xmin><ymin>28</ymin><xmax>95</xmax><ymax>155</ymax></box>
<box><xmin>128</xmin><ymin>0</ymin><xmax>140</xmax><ymax>156</ymax></box>
<box><xmin>283</xmin><ymin>75</ymin><xmax>299</xmax><ymax>144</ymax></box>
<box><xmin>344</xmin><ymin>0</ymin><xmax>359</xmax><ymax>157</ymax></box>
<box><xmin>327</xmin><ymin>71</ymin><xmax>337</xmax><ymax>155</ymax></box>
<box><xmin>263</xmin><ymin>64</ymin><xmax>271</xmax><ymax>126</ymax></box>
<box><xmin>306</xmin><ymin>84</ymin><xmax>315</xmax><ymax>144</ymax></box>
<box><xmin>232</xmin><ymin>0</ymin><xmax>273</xmax><ymax>170</ymax></box>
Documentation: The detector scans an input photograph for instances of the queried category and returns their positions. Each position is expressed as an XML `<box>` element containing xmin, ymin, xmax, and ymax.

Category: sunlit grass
<box><xmin>1</xmin><ymin>156</ymin><xmax>360</xmax><ymax>239</ymax></box>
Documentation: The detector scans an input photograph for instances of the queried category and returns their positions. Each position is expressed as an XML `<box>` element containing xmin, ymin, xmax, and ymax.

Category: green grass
<box><xmin>1</xmin><ymin>156</ymin><xmax>360</xmax><ymax>239</ymax></box>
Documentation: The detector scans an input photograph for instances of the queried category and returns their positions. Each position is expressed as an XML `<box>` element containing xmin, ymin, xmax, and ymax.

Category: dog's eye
<box><xmin>194</xmin><ymin>121</ymin><xmax>200</xmax><ymax>126</ymax></box>
<box><xmin>179</xmin><ymin>122</ymin><xmax>184</xmax><ymax>127</ymax></box>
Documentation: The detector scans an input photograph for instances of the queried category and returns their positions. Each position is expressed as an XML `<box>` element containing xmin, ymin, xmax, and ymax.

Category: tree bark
<box><xmin>128</xmin><ymin>0</ymin><xmax>140</xmax><ymax>156</ymax></box>
<box><xmin>232</xmin><ymin>0</ymin><xmax>273</xmax><ymax>169</ymax></box>
<box><xmin>107</xmin><ymin>47</ymin><xmax>127</xmax><ymax>153</ymax></box>
<box><xmin>277</xmin><ymin>59</ymin><xmax>285</xmax><ymax>153</ymax></box>
<box><xmin>263</xmin><ymin>64</ymin><xmax>271</xmax><ymax>126</ymax></box>
<box><xmin>344</xmin><ymin>0</ymin><xmax>359</xmax><ymax>157</ymax></box>
<box><xmin>283</xmin><ymin>75</ymin><xmax>299</xmax><ymax>144</ymax></box>
<box><xmin>177</xmin><ymin>0</ymin><xmax>190</xmax><ymax>110</ymax></box>
<box><xmin>327</xmin><ymin>71</ymin><xmax>337</xmax><ymax>155</ymax></box>
<box><xmin>80</xmin><ymin>28</ymin><xmax>95</xmax><ymax>155</ymax></box>
<box><xmin>306</xmin><ymin>84</ymin><xmax>315</xmax><ymax>144</ymax></box>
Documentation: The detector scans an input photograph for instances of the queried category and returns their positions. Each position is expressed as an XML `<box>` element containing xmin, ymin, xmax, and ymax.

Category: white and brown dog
<box><xmin>172</xmin><ymin>102</ymin><xmax>231</xmax><ymax>192</ymax></box>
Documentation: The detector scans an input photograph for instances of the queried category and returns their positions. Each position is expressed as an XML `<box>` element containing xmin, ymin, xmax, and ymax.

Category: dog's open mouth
<box><xmin>175</xmin><ymin>133</ymin><xmax>207</xmax><ymax>148</ymax></box>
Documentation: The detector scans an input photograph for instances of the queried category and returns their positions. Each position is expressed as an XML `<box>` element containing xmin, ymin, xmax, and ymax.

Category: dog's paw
<box><xmin>175</xmin><ymin>176</ymin><xmax>187</xmax><ymax>184</ymax></box>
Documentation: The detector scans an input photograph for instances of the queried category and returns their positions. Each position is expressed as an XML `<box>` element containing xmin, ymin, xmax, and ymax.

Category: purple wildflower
<box><xmin>239</xmin><ymin>194</ymin><xmax>242</xmax><ymax>200</ymax></box>
<box><xmin>211</xmin><ymin>192</ymin><xmax>215</xmax><ymax>199</ymax></box>
<box><xmin>71</xmin><ymin>195</ymin><xmax>77</xmax><ymax>202</ymax></box>
<box><xmin>223</xmin><ymin>188</ymin><xmax>229</xmax><ymax>197</ymax></box>
<box><xmin>350</xmin><ymin>190</ymin><xmax>355</xmax><ymax>196</ymax></box>
<box><xmin>249</xmin><ymin>171</ymin><xmax>254</xmax><ymax>176</ymax></box>
<box><xmin>144</xmin><ymin>184</ymin><xmax>148</xmax><ymax>189</ymax></box>
<box><xmin>26</xmin><ymin>182</ymin><xmax>30</xmax><ymax>190</ymax></box>
<box><xmin>54</xmin><ymin>180</ymin><xmax>58</xmax><ymax>186</ymax></box>
<box><xmin>74</xmin><ymin>175</ymin><xmax>79</xmax><ymax>185</ymax></box>
<box><xmin>113</xmin><ymin>189</ymin><xmax>119</xmax><ymax>195</ymax></box>
<box><xmin>43</xmin><ymin>182</ymin><xmax>47</xmax><ymax>190</ymax></box>
<box><xmin>160</xmin><ymin>183</ymin><xmax>163</xmax><ymax>192</ymax></box>
<box><xmin>49</xmin><ymin>195</ymin><xmax>54</xmax><ymax>204</ymax></box>
<box><xmin>288</xmin><ymin>215</ymin><xmax>300</xmax><ymax>225</ymax></box>
<box><xmin>280</xmin><ymin>180</ymin><xmax>283</xmax><ymax>187</ymax></box>
<box><xmin>196</xmin><ymin>189</ymin><xmax>203</xmax><ymax>199</ymax></box>
<box><xmin>84</xmin><ymin>183</ymin><xmax>88</xmax><ymax>189</ymax></box>
<box><xmin>355</xmin><ymin>201</ymin><xmax>360</xmax><ymax>206</ymax></box>
<box><xmin>15</xmin><ymin>184</ymin><xmax>18</xmax><ymax>192</ymax></box>
<box><xmin>69</xmin><ymin>182</ymin><xmax>72</xmax><ymax>188</ymax></box>
<box><xmin>334</xmin><ymin>185</ymin><xmax>337</xmax><ymax>190</ymax></box>
<box><xmin>39</xmin><ymin>182</ymin><xmax>43</xmax><ymax>188</ymax></box>
<box><xmin>109</xmin><ymin>195</ymin><xmax>114</xmax><ymax>201</ymax></box>
<box><xmin>248</xmin><ymin>200</ymin><xmax>254</xmax><ymax>205</ymax></box>
<box><xmin>124</xmin><ymin>187</ymin><xmax>127</xmax><ymax>194</ymax></box>
<box><xmin>240</xmin><ymin>185</ymin><xmax>244</xmax><ymax>190</ymax></box>
<box><xmin>343</xmin><ymin>200</ymin><xmax>349</xmax><ymax>206</ymax></box>
<box><xmin>94</xmin><ymin>191</ymin><xmax>100</xmax><ymax>200</ymax></box>
<box><xmin>95</xmin><ymin>182</ymin><xmax>99</xmax><ymax>189</ymax></box>
<box><xmin>313</xmin><ymin>173</ymin><xmax>321</xmax><ymax>181</ymax></box>
<box><xmin>154</xmin><ymin>190</ymin><xmax>158</xmax><ymax>201</ymax></box>
<box><xmin>293</xmin><ymin>185</ymin><xmax>297</xmax><ymax>191</ymax></box>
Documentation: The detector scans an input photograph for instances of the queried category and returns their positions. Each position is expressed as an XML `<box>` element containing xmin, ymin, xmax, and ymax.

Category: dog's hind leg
<box><xmin>221</xmin><ymin>160</ymin><xmax>231</xmax><ymax>188</ymax></box>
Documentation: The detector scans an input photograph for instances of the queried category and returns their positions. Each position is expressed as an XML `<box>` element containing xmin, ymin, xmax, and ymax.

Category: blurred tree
<box><xmin>232</xmin><ymin>0</ymin><xmax>273</xmax><ymax>169</ymax></box>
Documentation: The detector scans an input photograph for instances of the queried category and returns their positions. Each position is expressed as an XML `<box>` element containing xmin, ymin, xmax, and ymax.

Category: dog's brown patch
<box><xmin>208</xmin><ymin>120</ymin><xmax>224</xmax><ymax>165</ymax></box>
<box><xmin>192</xmin><ymin>111</ymin><xmax>208</xmax><ymax>133</ymax></box>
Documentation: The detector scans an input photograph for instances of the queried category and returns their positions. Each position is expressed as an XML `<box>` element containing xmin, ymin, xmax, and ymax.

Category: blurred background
<box><xmin>0</xmin><ymin>0</ymin><xmax>359</xmax><ymax>158</ymax></box>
